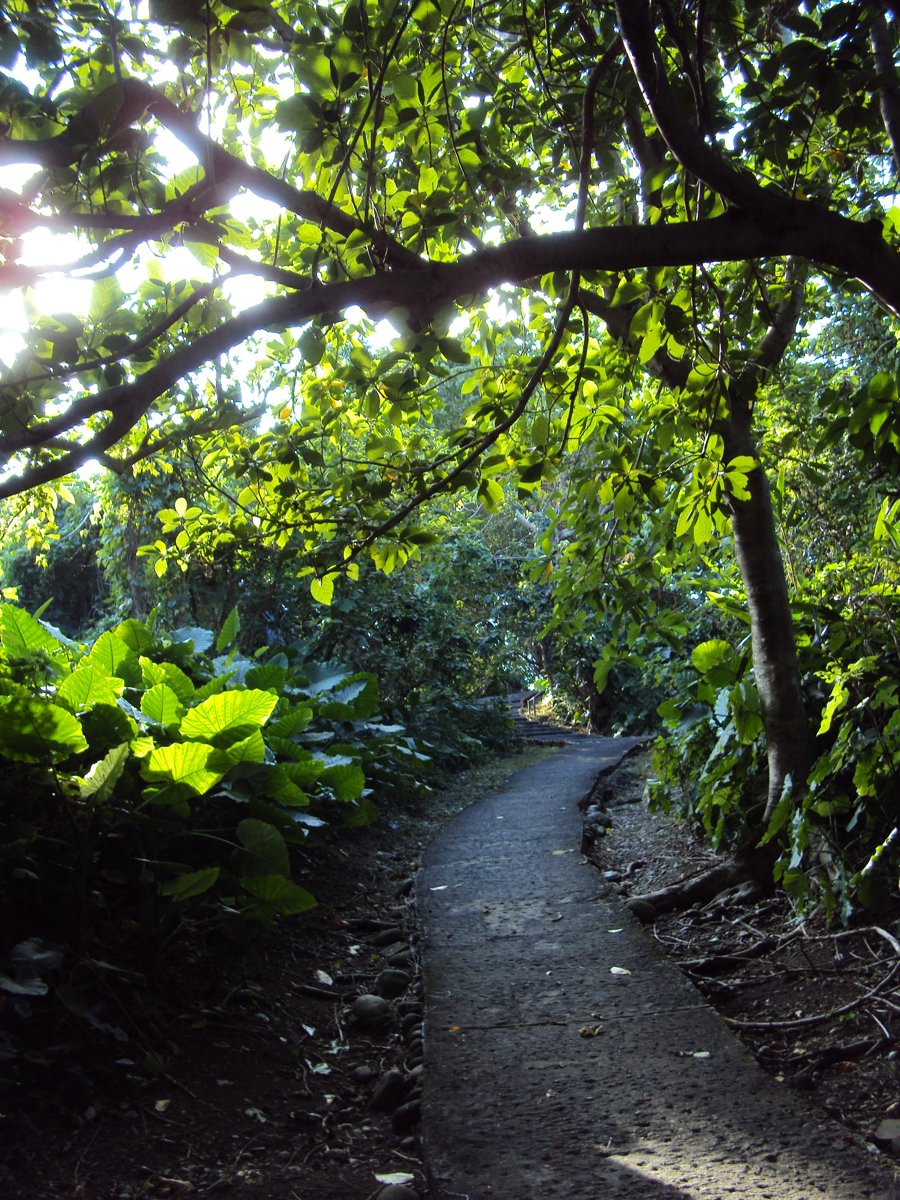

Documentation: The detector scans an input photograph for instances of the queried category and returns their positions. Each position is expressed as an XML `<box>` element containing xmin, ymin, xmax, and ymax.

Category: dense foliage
<box><xmin>0</xmin><ymin>0</ymin><xmax>898</xmax><ymax>930</ymax></box>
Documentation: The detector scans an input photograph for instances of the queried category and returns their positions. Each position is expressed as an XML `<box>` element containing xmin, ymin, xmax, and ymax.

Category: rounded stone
<box><xmin>391</xmin><ymin>1098</ymin><xmax>422</xmax><ymax>1133</ymax></box>
<box><xmin>375</xmin><ymin>968</ymin><xmax>412</xmax><ymax>999</ymax></box>
<box><xmin>349</xmin><ymin>993</ymin><xmax>392</xmax><ymax>1026</ymax></box>
<box><xmin>625</xmin><ymin>896</ymin><xmax>657</xmax><ymax>924</ymax></box>
<box><xmin>370</xmin><ymin>1069</ymin><xmax>408</xmax><ymax>1113</ymax></box>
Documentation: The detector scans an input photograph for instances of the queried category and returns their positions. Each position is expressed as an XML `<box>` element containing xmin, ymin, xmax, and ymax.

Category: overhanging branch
<box><xmin>1</xmin><ymin>208</ymin><xmax>898</xmax><ymax>498</ymax></box>
<box><xmin>0</xmin><ymin>79</ymin><xmax>424</xmax><ymax>274</ymax></box>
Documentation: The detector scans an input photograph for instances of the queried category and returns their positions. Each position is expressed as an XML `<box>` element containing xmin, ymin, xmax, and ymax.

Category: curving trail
<box><xmin>418</xmin><ymin>739</ymin><xmax>896</xmax><ymax>1200</ymax></box>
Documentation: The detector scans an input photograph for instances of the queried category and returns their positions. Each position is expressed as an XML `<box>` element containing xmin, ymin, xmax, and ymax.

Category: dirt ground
<box><xmin>1</xmin><ymin>744</ymin><xmax>898</xmax><ymax>1199</ymax></box>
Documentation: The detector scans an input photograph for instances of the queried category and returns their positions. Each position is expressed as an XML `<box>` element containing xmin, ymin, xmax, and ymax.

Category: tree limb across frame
<box><xmin>2</xmin><ymin>202</ymin><xmax>898</xmax><ymax>500</ymax></box>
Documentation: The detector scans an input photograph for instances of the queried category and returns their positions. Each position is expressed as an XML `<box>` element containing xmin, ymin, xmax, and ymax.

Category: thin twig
<box><xmin>724</xmin><ymin>956</ymin><xmax>900</xmax><ymax>1031</ymax></box>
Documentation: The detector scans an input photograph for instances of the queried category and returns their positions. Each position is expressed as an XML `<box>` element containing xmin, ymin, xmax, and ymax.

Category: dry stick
<box><xmin>775</xmin><ymin>924</ymin><xmax>900</xmax><ymax>958</ymax></box>
<box><xmin>724</xmin><ymin>956</ymin><xmax>900</xmax><ymax>1031</ymax></box>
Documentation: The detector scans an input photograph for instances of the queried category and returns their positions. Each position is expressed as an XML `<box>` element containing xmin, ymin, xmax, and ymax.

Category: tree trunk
<box><xmin>721</xmin><ymin>393</ymin><xmax>815</xmax><ymax>821</ymax></box>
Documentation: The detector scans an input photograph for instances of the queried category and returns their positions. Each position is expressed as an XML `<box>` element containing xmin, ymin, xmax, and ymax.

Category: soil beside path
<box><xmin>419</xmin><ymin>737</ymin><xmax>897</xmax><ymax>1200</ymax></box>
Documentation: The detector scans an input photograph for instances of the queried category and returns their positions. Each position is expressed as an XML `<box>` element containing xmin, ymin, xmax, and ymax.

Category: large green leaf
<box><xmin>180</xmin><ymin>689</ymin><xmax>278</xmax><ymax>746</ymax></box>
<box><xmin>171</xmin><ymin>625</ymin><xmax>215</xmax><ymax>653</ymax></box>
<box><xmin>0</xmin><ymin>604</ymin><xmax>65</xmax><ymax>661</ymax></box>
<box><xmin>690</xmin><ymin>640</ymin><xmax>740</xmax><ymax>686</ymax></box>
<box><xmin>268</xmin><ymin>704</ymin><xmax>314</xmax><ymax>738</ymax></box>
<box><xmin>0</xmin><ymin>697</ymin><xmax>87</xmax><ymax>763</ymax></box>
<box><xmin>81</xmin><ymin>703</ymin><xmax>139</xmax><ymax>753</ymax></box>
<box><xmin>88</xmin><ymin>631</ymin><xmax>141</xmax><ymax>686</ymax></box>
<box><xmin>141</xmin><ymin>683</ymin><xmax>186</xmax><ymax>728</ymax></box>
<box><xmin>316</xmin><ymin>674</ymin><xmax>379</xmax><ymax>720</ymax></box>
<box><xmin>57</xmin><ymin>664</ymin><xmax>122</xmax><ymax>712</ymax></box>
<box><xmin>139</xmin><ymin>657</ymin><xmax>195</xmax><ymax>703</ymax></box>
<box><xmin>235</xmin><ymin>818</ymin><xmax>290</xmax><ymax>877</ymax></box>
<box><xmin>160</xmin><ymin>866</ymin><xmax>221</xmax><ymax>902</ymax></box>
<box><xmin>318</xmin><ymin>761</ymin><xmax>365</xmax><ymax>804</ymax></box>
<box><xmin>115</xmin><ymin>619</ymin><xmax>156</xmax><ymax>653</ymax></box>
<box><xmin>240</xmin><ymin>874</ymin><xmax>317</xmax><ymax>915</ymax></box>
<box><xmin>264</xmin><ymin>765</ymin><xmax>311</xmax><ymax>807</ymax></box>
<box><xmin>141</xmin><ymin>741</ymin><xmax>224</xmax><ymax>796</ymax></box>
<box><xmin>78</xmin><ymin>743</ymin><xmax>130</xmax><ymax>804</ymax></box>
<box><xmin>216</xmin><ymin>607</ymin><xmax>241</xmax><ymax>653</ymax></box>
<box><xmin>212</xmin><ymin>728</ymin><xmax>266</xmax><ymax>766</ymax></box>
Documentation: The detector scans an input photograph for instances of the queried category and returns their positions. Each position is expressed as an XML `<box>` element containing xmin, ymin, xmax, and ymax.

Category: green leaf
<box><xmin>245</xmin><ymin>663</ymin><xmax>289</xmax><ymax>692</ymax></box>
<box><xmin>141</xmin><ymin>683</ymin><xmax>186</xmax><ymax>728</ymax></box>
<box><xmin>78</xmin><ymin>743</ymin><xmax>130</xmax><ymax>804</ymax></box>
<box><xmin>240</xmin><ymin>874</ymin><xmax>317</xmax><ymax>915</ymax></box>
<box><xmin>318</xmin><ymin>761</ymin><xmax>365</xmax><ymax>803</ymax></box>
<box><xmin>57</xmin><ymin>664</ymin><xmax>122</xmax><ymax>711</ymax></box>
<box><xmin>90</xmin><ymin>275</ymin><xmax>126</xmax><ymax>322</ymax></box>
<box><xmin>236</xmin><ymin>818</ymin><xmax>290</xmax><ymax>877</ymax></box>
<box><xmin>478</xmin><ymin>477</ymin><xmax>505</xmax><ymax>511</ymax></box>
<box><xmin>213</xmin><ymin>728</ymin><xmax>266</xmax><ymax>765</ymax></box>
<box><xmin>180</xmin><ymin>689</ymin><xmax>278</xmax><ymax>746</ymax></box>
<box><xmin>0</xmin><ymin>604</ymin><xmax>64</xmax><ymax>660</ymax></box>
<box><xmin>116</xmin><ymin>619</ymin><xmax>155</xmax><ymax>653</ymax></box>
<box><xmin>316</xmin><ymin>675</ymin><xmax>379</xmax><ymax>720</ymax></box>
<box><xmin>171</xmin><ymin>625</ymin><xmax>215</xmax><ymax>653</ymax></box>
<box><xmin>0</xmin><ymin>697</ymin><xmax>88</xmax><ymax>763</ymax></box>
<box><xmin>89</xmin><ymin>630</ymin><xmax>141</xmax><ymax>686</ymax></box>
<box><xmin>310</xmin><ymin>573</ymin><xmax>337</xmax><ymax>605</ymax></box>
<box><xmin>216</xmin><ymin>607</ymin><xmax>241</xmax><ymax>653</ymax></box>
<box><xmin>160</xmin><ymin>867</ymin><xmax>221</xmax><ymax>902</ymax></box>
<box><xmin>692</xmin><ymin>507</ymin><xmax>714</xmax><ymax>545</ymax></box>
<box><xmin>141</xmin><ymin>658</ymin><xmax>195</xmax><ymax>703</ymax></box>
<box><xmin>81</xmin><ymin>703</ymin><xmax>138</xmax><ymax>752</ymax></box>
<box><xmin>691</xmin><ymin>640</ymin><xmax>733</xmax><ymax>675</ymax></box>
<box><xmin>142</xmin><ymin>742</ymin><xmax>225</xmax><ymax>796</ymax></box>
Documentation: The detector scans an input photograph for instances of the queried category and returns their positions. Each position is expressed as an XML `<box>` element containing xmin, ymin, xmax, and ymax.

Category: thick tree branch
<box><xmin>0</xmin><ymin>79</ymin><xmax>424</xmax><ymax>273</ymax></box>
<box><xmin>614</xmin><ymin>0</ymin><xmax>812</xmax><ymax>222</ymax></box>
<box><xmin>1</xmin><ymin>208</ymin><xmax>898</xmax><ymax>497</ymax></box>
<box><xmin>867</xmin><ymin>1</ymin><xmax>900</xmax><ymax>179</ymax></box>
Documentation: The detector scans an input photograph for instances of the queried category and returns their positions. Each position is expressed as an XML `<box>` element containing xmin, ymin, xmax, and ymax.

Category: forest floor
<box><xmin>1</xmin><ymin>743</ymin><xmax>898</xmax><ymax>1200</ymax></box>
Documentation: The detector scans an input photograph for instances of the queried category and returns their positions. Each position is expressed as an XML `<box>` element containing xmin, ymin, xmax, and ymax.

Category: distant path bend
<box><xmin>418</xmin><ymin>738</ymin><xmax>895</xmax><ymax>1200</ymax></box>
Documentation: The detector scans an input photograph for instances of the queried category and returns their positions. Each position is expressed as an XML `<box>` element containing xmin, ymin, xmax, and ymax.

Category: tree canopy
<box><xmin>1</xmin><ymin>1</ymin><xmax>898</xmax><ymax>525</ymax></box>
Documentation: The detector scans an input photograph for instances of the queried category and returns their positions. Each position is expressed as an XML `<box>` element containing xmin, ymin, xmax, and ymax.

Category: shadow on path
<box><xmin>418</xmin><ymin>739</ymin><xmax>896</xmax><ymax>1200</ymax></box>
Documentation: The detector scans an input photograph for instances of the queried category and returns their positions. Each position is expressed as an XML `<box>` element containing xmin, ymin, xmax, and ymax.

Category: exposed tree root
<box><xmin>625</xmin><ymin>849</ymin><xmax>775</xmax><ymax>921</ymax></box>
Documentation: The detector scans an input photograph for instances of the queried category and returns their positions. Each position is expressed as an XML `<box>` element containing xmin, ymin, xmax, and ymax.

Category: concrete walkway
<box><xmin>418</xmin><ymin>739</ymin><xmax>896</xmax><ymax>1200</ymax></box>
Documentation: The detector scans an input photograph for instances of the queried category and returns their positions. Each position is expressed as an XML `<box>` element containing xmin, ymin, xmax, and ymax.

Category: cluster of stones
<box><xmin>346</xmin><ymin>919</ymin><xmax>424</xmax><ymax>1200</ymax></box>
<box><xmin>582</xmin><ymin>802</ymin><xmax>613</xmax><ymax>842</ymax></box>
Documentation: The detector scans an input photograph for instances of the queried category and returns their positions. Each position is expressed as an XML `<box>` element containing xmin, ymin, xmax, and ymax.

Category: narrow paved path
<box><xmin>419</xmin><ymin>739</ymin><xmax>896</xmax><ymax>1200</ymax></box>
